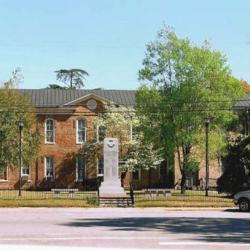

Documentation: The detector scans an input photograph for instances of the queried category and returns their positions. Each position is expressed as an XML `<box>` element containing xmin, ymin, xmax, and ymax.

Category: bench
<box><xmin>142</xmin><ymin>189</ymin><xmax>172</xmax><ymax>197</ymax></box>
<box><xmin>51</xmin><ymin>188</ymin><xmax>79</xmax><ymax>198</ymax></box>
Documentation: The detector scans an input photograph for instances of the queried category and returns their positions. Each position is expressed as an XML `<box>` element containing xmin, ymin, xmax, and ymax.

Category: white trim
<box><xmin>63</xmin><ymin>93</ymin><xmax>112</xmax><ymax>106</ymax></box>
<box><xmin>76</xmin><ymin>119</ymin><xmax>87</xmax><ymax>144</ymax></box>
<box><xmin>76</xmin><ymin>156</ymin><xmax>86</xmax><ymax>182</ymax></box>
<box><xmin>44</xmin><ymin>156</ymin><xmax>55</xmax><ymax>179</ymax></box>
<box><xmin>45</xmin><ymin>118</ymin><xmax>55</xmax><ymax>144</ymax></box>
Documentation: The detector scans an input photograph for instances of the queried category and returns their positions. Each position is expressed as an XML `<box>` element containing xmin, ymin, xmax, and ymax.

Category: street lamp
<box><xmin>204</xmin><ymin>117</ymin><xmax>211</xmax><ymax>197</ymax></box>
<box><xmin>18</xmin><ymin>121</ymin><xmax>24</xmax><ymax>197</ymax></box>
<box><xmin>245</xmin><ymin>109</ymin><xmax>249</xmax><ymax>135</ymax></box>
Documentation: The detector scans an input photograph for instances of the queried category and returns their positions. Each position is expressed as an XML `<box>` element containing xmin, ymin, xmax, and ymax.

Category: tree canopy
<box><xmin>217</xmin><ymin>135</ymin><xmax>250</xmax><ymax>194</ymax></box>
<box><xmin>240</xmin><ymin>80</ymin><xmax>250</xmax><ymax>94</ymax></box>
<box><xmin>55</xmin><ymin>68</ymin><xmax>89</xmax><ymax>89</ymax></box>
<box><xmin>0</xmin><ymin>70</ymin><xmax>40</xmax><ymax>171</ymax></box>
<box><xmin>136</xmin><ymin>28</ymin><xmax>243</xmax><ymax>192</ymax></box>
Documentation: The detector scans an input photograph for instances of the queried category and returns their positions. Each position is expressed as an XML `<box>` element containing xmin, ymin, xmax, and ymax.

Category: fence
<box><xmin>0</xmin><ymin>189</ymin><xmax>98</xmax><ymax>202</ymax></box>
<box><xmin>132</xmin><ymin>189</ymin><xmax>232</xmax><ymax>202</ymax></box>
<box><xmin>0</xmin><ymin>189</ymin><xmax>233</xmax><ymax>207</ymax></box>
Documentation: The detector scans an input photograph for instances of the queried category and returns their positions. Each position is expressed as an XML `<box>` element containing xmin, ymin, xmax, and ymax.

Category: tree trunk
<box><xmin>180</xmin><ymin>144</ymin><xmax>191</xmax><ymax>194</ymax></box>
<box><xmin>121</xmin><ymin>170</ymin><xmax>127</xmax><ymax>188</ymax></box>
<box><xmin>180</xmin><ymin>169</ymin><xmax>186</xmax><ymax>194</ymax></box>
<box><xmin>148</xmin><ymin>168</ymin><xmax>152</xmax><ymax>188</ymax></box>
<box><xmin>70</xmin><ymin>71</ymin><xmax>73</xmax><ymax>89</ymax></box>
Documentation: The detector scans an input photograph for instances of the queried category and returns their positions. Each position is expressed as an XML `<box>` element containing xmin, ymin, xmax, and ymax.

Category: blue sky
<box><xmin>0</xmin><ymin>0</ymin><xmax>250</xmax><ymax>89</ymax></box>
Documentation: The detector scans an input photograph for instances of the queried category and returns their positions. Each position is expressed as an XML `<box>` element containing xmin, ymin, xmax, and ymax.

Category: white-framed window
<box><xmin>21</xmin><ymin>165</ymin><xmax>30</xmax><ymax>176</ymax></box>
<box><xmin>76</xmin><ymin>119</ymin><xmax>86</xmax><ymax>144</ymax></box>
<box><xmin>76</xmin><ymin>155</ymin><xmax>86</xmax><ymax>181</ymax></box>
<box><xmin>97</xmin><ymin>156</ymin><xmax>104</xmax><ymax>176</ymax></box>
<box><xmin>132</xmin><ymin>169</ymin><xmax>141</xmax><ymax>181</ymax></box>
<box><xmin>45</xmin><ymin>156</ymin><xmax>54</xmax><ymax>178</ymax></box>
<box><xmin>97</xmin><ymin>125</ymin><xmax>106</xmax><ymax>142</ymax></box>
<box><xmin>0</xmin><ymin>167</ymin><xmax>8</xmax><ymax>181</ymax></box>
<box><xmin>45</xmin><ymin>119</ymin><xmax>55</xmax><ymax>144</ymax></box>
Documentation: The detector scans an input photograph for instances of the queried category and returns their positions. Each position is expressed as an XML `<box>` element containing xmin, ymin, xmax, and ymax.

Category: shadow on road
<box><xmin>61</xmin><ymin>217</ymin><xmax>250</xmax><ymax>243</ymax></box>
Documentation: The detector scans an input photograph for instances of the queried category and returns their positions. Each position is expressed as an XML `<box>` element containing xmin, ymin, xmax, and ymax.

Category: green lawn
<box><xmin>0</xmin><ymin>190</ymin><xmax>97</xmax><ymax>200</ymax></box>
<box><xmin>0</xmin><ymin>199</ymin><xmax>96</xmax><ymax>207</ymax></box>
<box><xmin>0</xmin><ymin>190</ymin><xmax>98</xmax><ymax>207</ymax></box>
<box><xmin>133</xmin><ymin>190</ymin><xmax>233</xmax><ymax>207</ymax></box>
<box><xmin>135</xmin><ymin>199</ymin><xmax>234</xmax><ymax>208</ymax></box>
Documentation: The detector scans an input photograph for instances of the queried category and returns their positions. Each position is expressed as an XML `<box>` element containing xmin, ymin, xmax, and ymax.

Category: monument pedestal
<box><xmin>99</xmin><ymin>180</ymin><xmax>126</xmax><ymax>197</ymax></box>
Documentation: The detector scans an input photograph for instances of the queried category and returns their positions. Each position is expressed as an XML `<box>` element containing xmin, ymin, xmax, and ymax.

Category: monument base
<box><xmin>99</xmin><ymin>180</ymin><xmax>127</xmax><ymax>197</ymax></box>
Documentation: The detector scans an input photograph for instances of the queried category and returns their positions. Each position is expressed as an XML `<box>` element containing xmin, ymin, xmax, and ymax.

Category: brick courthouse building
<box><xmin>0</xmin><ymin>88</ymin><xmax>239</xmax><ymax>190</ymax></box>
<box><xmin>0</xmin><ymin>89</ymin><xmax>174</xmax><ymax>190</ymax></box>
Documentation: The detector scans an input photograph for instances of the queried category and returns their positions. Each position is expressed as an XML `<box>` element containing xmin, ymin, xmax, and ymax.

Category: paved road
<box><xmin>0</xmin><ymin>208</ymin><xmax>249</xmax><ymax>250</ymax></box>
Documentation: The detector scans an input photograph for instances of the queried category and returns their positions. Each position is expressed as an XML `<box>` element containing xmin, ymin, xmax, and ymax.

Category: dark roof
<box><xmin>234</xmin><ymin>95</ymin><xmax>250</xmax><ymax>110</ymax></box>
<box><xmin>18</xmin><ymin>89</ymin><xmax>136</xmax><ymax>107</ymax></box>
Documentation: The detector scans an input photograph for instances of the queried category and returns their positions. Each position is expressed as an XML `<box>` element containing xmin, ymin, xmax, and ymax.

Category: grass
<box><xmin>133</xmin><ymin>190</ymin><xmax>234</xmax><ymax>208</ymax></box>
<box><xmin>0</xmin><ymin>199</ymin><xmax>96</xmax><ymax>207</ymax></box>
<box><xmin>136</xmin><ymin>200</ymin><xmax>234</xmax><ymax>208</ymax></box>
<box><xmin>0</xmin><ymin>190</ymin><xmax>98</xmax><ymax>207</ymax></box>
<box><xmin>0</xmin><ymin>190</ymin><xmax>97</xmax><ymax>200</ymax></box>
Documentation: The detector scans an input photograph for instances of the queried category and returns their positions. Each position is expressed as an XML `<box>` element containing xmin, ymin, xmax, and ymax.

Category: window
<box><xmin>45</xmin><ymin>119</ymin><xmax>55</xmax><ymax>143</ymax></box>
<box><xmin>97</xmin><ymin>125</ymin><xmax>106</xmax><ymax>142</ymax></box>
<box><xmin>132</xmin><ymin>169</ymin><xmax>140</xmax><ymax>181</ymax></box>
<box><xmin>21</xmin><ymin>165</ymin><xmax>30</xmax><ymax>176</ymax></box>
<box><xmin>97</xmin><ymin>156</ymin><xmax>104</xmax><ymax>176</ymax></box>
<box><xmin>76</xmin><ymin>155</ymin><xmax>86</xmax><ymax>181</ymax></box>
<box><xmin>76</xmin><ymin>119</ymin><xmax>86</xmax><ymax>144</ymax></box>
<box><xmin>0</xmin><ymin>167</ymin><xmax>7</xmax><ymax>181</ymax></box>
<box><xmin>129</xmin><ymin>123</ymin><xmax>133</xmax><ymax>141</ymax></box>
<box><xmin>45</xmin><ymin>156</ymin><xmax>54</xmax><ymax>178</ymax></box>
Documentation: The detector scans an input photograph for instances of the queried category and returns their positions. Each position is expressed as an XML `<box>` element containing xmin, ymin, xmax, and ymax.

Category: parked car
<box><xmin>234</xmin><ymin>190</ymin><xmax>250</xmax><ymax>212</ymax></box>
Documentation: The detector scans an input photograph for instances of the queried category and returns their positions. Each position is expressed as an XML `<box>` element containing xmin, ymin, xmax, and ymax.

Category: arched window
<box><xmin>97</xmin><ymin>125</ymin><xmax>106</xmax><ymax>142</ymax></box>
<box><xmin>76</xmin><ymin>119</ymin><xmax>86</xmax><ymax>144</ymax></box>
<box><xmin>45</xmin><ymin>156</ymin><xmax>54</xmax><ymax>178</ymax></box>
<box><xmin>76</xmin><ymin>155</ymin><xmax>86</xmax><ymax>182</ymax></box>
<box><xmin>45</xmin><ymin>119</ymin><xmax>55</xmax><ymax>143</ymax></box>
<box><xmin>97</xmin><ymin>156</ymin><xmax>104</xmax><ymax>176</ymax></box>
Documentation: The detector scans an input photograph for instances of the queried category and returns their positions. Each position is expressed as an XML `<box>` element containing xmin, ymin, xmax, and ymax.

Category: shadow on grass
<box><xmin>61</xmin><ymin>217</ymin><xmax>250</xmax><ymax>243</ymax></box>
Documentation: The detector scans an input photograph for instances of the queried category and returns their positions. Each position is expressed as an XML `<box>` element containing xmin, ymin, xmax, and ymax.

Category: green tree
<box><xmin>137</xmin><ymin>28</ymin><xmax>243</xmax><ymax>193</ymax></box>
<box><xmin>0</xmin><ymin>70</ymin><xmax>40</xmax><ymax>172</ymax></box>
<box><xmin>217</xmin><ymin>135</ymin><xmax>250</xmax><ymax>194</ymax></box>
<box><xmin>55</xmin><ymin>69</ymin><xmax>89</xmax><ymax>89</ymax></box>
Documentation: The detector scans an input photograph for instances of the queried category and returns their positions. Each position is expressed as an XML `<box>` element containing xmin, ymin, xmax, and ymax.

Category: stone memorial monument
<box><xmin>99</xmin><ymin>138</ymin><xmax>126</xmax><ymax>197</ymax></box>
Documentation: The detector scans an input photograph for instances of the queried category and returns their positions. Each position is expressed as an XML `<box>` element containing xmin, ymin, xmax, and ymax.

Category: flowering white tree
<box><xmin>81</xmin><ymin>104</ymin><xmax>163</xmax><ymax>176</ymax></box>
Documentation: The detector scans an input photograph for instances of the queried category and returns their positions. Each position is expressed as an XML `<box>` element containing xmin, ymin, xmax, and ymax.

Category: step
<box><xmin>99</xmin><ymin>196</ymin><xmax>133</xmax><ymax>207</ymax></box>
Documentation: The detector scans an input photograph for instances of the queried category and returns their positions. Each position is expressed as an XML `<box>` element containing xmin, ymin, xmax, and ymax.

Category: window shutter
<box><xmin>73</xmin><ymin>120</ymin><xmax>76</xmax><ymax>129</ymax></box>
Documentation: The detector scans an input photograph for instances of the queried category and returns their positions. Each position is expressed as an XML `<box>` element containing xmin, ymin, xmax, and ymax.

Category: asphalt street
<box><xmin>0</xmin><ymin>207</ymin><xmax>249</xmax><ymax>250</ymax></box>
